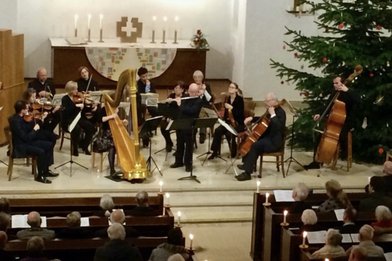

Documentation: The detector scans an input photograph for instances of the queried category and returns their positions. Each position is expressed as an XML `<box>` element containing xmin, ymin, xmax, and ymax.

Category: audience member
<box><xmin>95</xmin><ymin>210</ymin><xmax>138</xmax><ymax>238</ymax></box>
<box><xmin>149</xmin><ymin>227</ymin><xmax>189</xmax><ymax>261</ymax></box>
<box><xmin>94</xmin><ymin>223</ymin><xmax>143</xmax><ymax>261</ymax></box>
<box><xmin>346</xmin><ymin>224</ymin><xmax>384</xmax><ymax>257</ymax></box>
<box><xmin>339</xmin><ymin>207</ymin><xmax>359</xmax><ymax>234</ymax></box>
<box><xmin>0</xmin><ymin>212</ymin><xmax>10</xmax><ymax>232</ymax></box>
<box><xmin>359</xmin><ymin>176</ymin><xmax>392</xmax><ymax>212</ymax></box>
<box><xmin>0</xmin><ymin>198</ymin><xmax>10</xmax><ymax>213</ymax></box>
<box><xmin>16</xmin><ymin>211</ymin><xmax>55</xmax><ymax>240</ymax></box>
<box><xmin>318</xmin><ymin>179</ymin><xmax>352</xmax><ymax>212</ymax></box>
<box><xmin>0</xmin><ymin>231</ymin><xmax>14</xmax><ymax>261</ymax></box>
<box><xmin>311</xmin><ymin>229</ymin><xmax>345</xmax><ymax>259</ymax></box>
<box><xmin>57</xmin><ymin>211</ymin><xmax>92</xmax><ymax>239</ymax></box>
<box><xmin>348</xmin><ymin>246</ymin><xmax>368</xmax><ymax>261</ymax></box>
<box><xmin>371</xmin><ymin>205</ymin><xmax>392</xmax><ymax>235</ymax></box>
<box><xmin>288</xmin><ymin>183</ymin><xmax>311</xmax><ymax>213</ymax></box>
<box><xmin>128</xmin><ymin>191</ymin><xmax>155</xmax><ymax>216</ymax></box>
<box><xmin>98</xmin><ymin>194</ymin><xmax>115</xmax><ymax>217</ymax></box>
<box><xmin>382</xmin><ymin>160</ymin><xmax>392</xmax><ymax>195</ymax></box>
<box><xmin>20</xmin><ymin>236</ymin><xmax>48</xmax><ymax>261</ymax></box>
<box><xmin>300</xmin><ymin>209</ymin><xmax>318</xmax><ymax>232</ymax></box>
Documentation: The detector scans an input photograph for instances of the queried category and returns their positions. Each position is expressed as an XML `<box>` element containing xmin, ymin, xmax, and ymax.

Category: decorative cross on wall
<box><xmin>116</xmin><ymin>17</ymin><xmax>143</xmax><ymax>43</ymax></box>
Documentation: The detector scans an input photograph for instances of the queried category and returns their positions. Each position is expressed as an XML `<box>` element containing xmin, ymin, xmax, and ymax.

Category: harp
<box><xmin>103</xmin><ymin>69</ymin><xmax>148</xmax><ymax>181</ymax></box>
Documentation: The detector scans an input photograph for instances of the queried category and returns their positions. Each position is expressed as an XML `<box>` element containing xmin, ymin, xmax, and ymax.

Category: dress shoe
<box><xmin>185</xmin><ymin>165</ymin><xmax>192</xmax><ymax>172</ymax></box>
<box><xmin>207</xmin><ymin>152</ymin><xmax>217</xmax><ymax>160</ymax></box>
<box><xmin>166</xmin><ymin>144</ymin><xmax>173</xmax><ymax>152</ymax></box>
<box><xmin>84</xmin><ymin>149</ymin><xmax>91</xmax><ymax>155</ymax></box>
<box><xmin>45</xmin><ymin>170</ymin><xmax>59</xmax><ymax>177</ymax></box>
<box><xmin>170</xmin><ymin>162</ymin><xmax>184</xmax><ymax>168</ymax></box>
<box><xmin>235</xmin><ymin>172</ymin><xmax>251</xmax><ymax>181</ymax></box>
<box><xmin>237</xmin><ymin>164</ymin><xmax>245</xmax><ymax>171</ymax></box>
<box><xmin>35</xmin><ymin>176</ymin><xmax>52</xmax><ymax>184</ymax></box>
<box><xmin>304</xmin><ymin>161</ymin><xmax>320</xmax><ymax>170</ymax></box>
<box><xmin>72</xmin><ymin>149</ymin><xmax>79</xmax><ymax>157</ymax></box>
<box><xmin>199</xmin><ymin>135</ymin><xmax>206</xmax><ymax>144</ymax></box>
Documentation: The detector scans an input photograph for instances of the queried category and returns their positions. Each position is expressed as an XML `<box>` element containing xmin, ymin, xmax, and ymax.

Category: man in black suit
<box><xmin>237</xmin><ymin>92</ymin><xmax>286</xmax><ymax>181</ymax></box>
<box><xmin>28</xmin><ymin>67</ymin><xmax>56</xmax><ymax>98</ymax></box>
<box><xmin>170</xmin><ymin>83</ymin><xmax>203</xmax><ymax>172</ymax></box>
<box><xmin>94</xmin><ymin>223</ymin><xmax>143</xmax><ymax>261</ymax></box>
<box><xmin>10</xmin><ymin>100</ymin><xmax>57</xmax><ymax>183</ymax></box>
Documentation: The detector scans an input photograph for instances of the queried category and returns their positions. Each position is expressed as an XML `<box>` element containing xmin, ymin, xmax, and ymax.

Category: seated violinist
<box><xmin>77</xmin><ymin>66</ymin><xmax>99</xmax><ymax>92</ymax></box>
<box><xmin>10</xmin><ymin>100</ymin><xmax>58</xmax><ymax>184</ymax></box>
<box><xmin>208</xmin><ymin>82</ymin><xmax>244</xmax><ymax>159</ymax></box>
<box><xmin>236</xmin><ymin>92</ymin><xmax>286</xmax><ymax>181</ymax></box>
<box><xmin>77</xmin><ymin>66</ymin><xmax>101</xmax><ymax>125</ymax></box>
<box><xmin>61</xmin><ymin>81</ymin><xmax>96</xmax><ymax>156</ymax></box>
<box><xmin>21</xmin><ymin>88</ymin><xmax>61</xmax><ymax>133</ymax></box>
<box><xmin>28</xmin><ymin>67</ymin><xmax>55</xmax><ymax>99</ymax></box>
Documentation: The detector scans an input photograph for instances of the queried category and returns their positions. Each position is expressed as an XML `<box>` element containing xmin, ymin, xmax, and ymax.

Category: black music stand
<box><xmin>283</xmin><ymin>101</ymin><xmax>304</xmax><ymax>176</ymax></box>
<box><xmin>154</xmin><ymin>103</ymin><xmax>179</xmax><ymax>158</ymax></box>
<box><xmin>195</xmin><ymin>118</ymin><xmax>222</xmax><ymax>166</ymax></box>
<box><xmin>140</xmin><ymin>116</ymin><xmax>164</xmax><ymax>176</ymax></box>
<box><xmin>168</xmin><ymin>118</ymin><xmax>200</xmax><ymax>183</ymax></box>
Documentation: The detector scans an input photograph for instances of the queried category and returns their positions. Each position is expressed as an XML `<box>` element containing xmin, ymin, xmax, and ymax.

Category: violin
<box><xmin>72</xmin><ymin>92</ymin><xmax>84</xmax><ymax>104</ymax></box>
<box><xmin>225</xmin><ymin>96</ymin><xmax>238</xmax><ymax>129</ymax></box>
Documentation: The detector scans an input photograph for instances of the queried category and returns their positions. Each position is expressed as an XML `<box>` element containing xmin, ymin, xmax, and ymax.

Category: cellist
<box><xmin>208</xmin><ymin>82</ymin><xmax>245</xmax><ymax>159</ymax></box>
<box><xmin>304</xmin><ymin>76</ymin><xmax>360</xmax><ymax>170</ymax></box>
<box><xmin>236</xmin><ymin>92</ymin><xmax>286</xmax><ymax>181</ymax></box>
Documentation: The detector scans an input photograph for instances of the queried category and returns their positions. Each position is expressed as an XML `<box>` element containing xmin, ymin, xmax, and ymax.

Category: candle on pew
<box><xmin>263</xmin><ymin>192</ymin><xmax>271</xmax><ymax>206</ymax></box>
<box><xmin>302</xmin><ymin>231</ymin><xmax>307</xmax><ymax>245</ymax></box>
<box><xmin>189</xmin><ymin>233</ymin><xmax>194</xmax><ymax>250</ymax></box>
<box><xmin>159</xmin><ymin>180</ymin><xmax>163</xmax><ymax>193</ymax></box>
<box><xmin>256</xmin><ymin>180</ymin><xmax>261</xmax><ymax>193</ymax></box>
<box><xmin>283</xmin><ymin>210</ymin><xmax>288</xmax><ymax>224</ymax></box>
<box><xmin>177</xmin><ymin>211</ymin><xmax>181</xmax><ymax>227</ymax></box>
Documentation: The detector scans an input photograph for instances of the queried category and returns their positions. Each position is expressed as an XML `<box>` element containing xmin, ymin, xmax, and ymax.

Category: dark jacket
<box><xmin>223</xmin><ymin>94</ymin><xmax>245</xmax><ymax>131</ymax></box>
<box><xmin>94</xmin><ymin>239</ymin><xmax>143</xmax><ymax>261</ymax></box>
<box><xmin>359</xmin><ymin>192</ymin><xmax>392</xmax><ymax>212</ymax></box>
<box><xmin>257</xmin><ymin>106</ymin><xmax>286</xmax><ymax>151</ymax></box>
<box><xmin>28</xmin><ymin>78</ymin><xmax>56</xmax><ymax>96</ymax></box>
<box><xmin>77</xmin><ymin>78</ymin><xmax>99</xmax><ymax>92</ymax></box>
<box><xmin>61</xmin><ymin>95</ymin><xmax>81</xmax><ymax>129</ymax></box>
<box><xmin>9</xmin><ymin>115</ymin><xmax>38</xmax><ymax>158</ymax></box>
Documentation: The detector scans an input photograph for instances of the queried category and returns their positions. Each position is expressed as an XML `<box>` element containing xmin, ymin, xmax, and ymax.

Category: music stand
<box><xmin>283</xmin><ymin>100</ymin><xmax>304</xmax><ymax>176</ymax></box>
<box><xmin>140</xmin><ymin>116</ymin><xmax>164</xmax><ymax>176</ymax></box>
<box><xmin>168</xmin><ymin>118</ymin><xmax>200</xmax><ymax>183</ymax></box>
<box><xmin>154</xmin><ymin>103</ymin><xmax>179</xmax><ymax>158</ymax></box>
<box><xmin>195</xmin><ymin>118</ymin><xmax>224</xmax><ymax>165</ymax></box>
<box><xmin>55</xmin><ymin>113</ymin><xmax>88</xmax><ymax>176</ymax></box>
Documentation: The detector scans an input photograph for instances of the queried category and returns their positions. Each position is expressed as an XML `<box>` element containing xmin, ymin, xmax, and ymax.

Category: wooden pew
<box><xmin>251</xmin><ymin>192</ymin><xmax>370</xmax><ymax>261</ymax></box>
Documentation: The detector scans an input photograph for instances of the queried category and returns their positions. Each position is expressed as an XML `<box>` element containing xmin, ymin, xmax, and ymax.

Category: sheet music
<box><xmin>51</xmin><ymin>94</ymin><xmax>66</xmax><ymax>106</ymax></box>
<box><xmin>146</xmin><ymin>97</ymin><xmax>158</xmax><ymax>107</ymax></box>
<box><xmin>307</xmin><ymin>230</ymin><xmax>326</xmax><ymax>244</ymax></box>
<box><xmin>81</xmin><ymin>217</ymin><xmax>90</xmax><ymax>227</ymax></box>
<box><xmin>68</xmin><ymin>112</ymin><xmax>82</xmax><ymax>132</ymax></box>
<box><xmin>384</xmin><ymin>252</ymin><xmax>392</xmax><ymax>261</ymax></box>
<box><xmin>273</xmin><ymin>190</ymin><xmax>294</xmax><ymax>202</ymax></box>
<box><xmin>204</xmin><ymin>89</ymin><xmax>212</xmax><ymax>102</ymax></box>
<box><xmin>166</xmin><ymin>119</ymin><xmax>174</xmax><ymax>131</ymax></box>
<box><xmin>12</xmin><ymin>215</ymin><xmax>47</xmax><ymax>228</ymax></box>
<box><xmin>334</xmin><ymin>209</ymin><xmax>345</xmax><ymax>221</ymax></box>
<box><xmin>350</xmin><ymin>233</ymin><xmax>359</xmax><ymax>243</ymax></box>
<box><xmin>141</xmin><ymin>93</ymin><xmax>159</xmax><ymax>105</ymax></box>
<box><xmin>341</xmin><ymin>233</ymin><xmax>352</xmax><ymax>243</ymax></box>
<box><xmin>218</xmin><ymin>118</ymin><xmax>238</xmax><ymax>136</ymax></box>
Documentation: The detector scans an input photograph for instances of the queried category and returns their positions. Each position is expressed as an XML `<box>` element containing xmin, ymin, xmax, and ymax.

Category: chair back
<box><xmin>3</xmin><ymin>126</ymin><xmax>13</xmax><ymax>157</ymax></box>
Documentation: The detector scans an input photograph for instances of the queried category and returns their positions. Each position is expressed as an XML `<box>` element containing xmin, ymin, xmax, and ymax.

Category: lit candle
<box><xmin>173</xmin><ymin>16</ymin><xmax>179</xmax><ymax>44</ymax></box>
<box><xmin>256</xmin><ymin>180</ymin><xmax>260</xmax><ymax>193</ymax></box>
<box><xmin>151</xmin><ymin>16</ymin><xmax>157</xmax><ymax>43</ymax></box>
<box><xmin>368</xmin><ymin>176</ymin><xmax>371</xmax><ymax>184</ymax></box>
<box><xmin>74</xmin><ymin>14</ymin><xmax>79</xmax><ymax>37</ymax></box>
<box><xmin>161</xmin><ymin>16</ymin><xmax>167</xmax><ymax>44</ymax></box>
<box><xmin>189</xmin><ymin>233</ymin><xmax>194</xmax><ymax>249</ymax></box>
<box><xmin>177</xmin><ymin>211</ymin><xmax>181</xmax><ymax>226</ymax></box>
<box><xmin>159</xmin><ymin>180</ymin><xmax>163</xmax><ymax>193</ymax></box>
<box><xmin>283</xmin><ymin>210</ymin><xmax>288</xmax><ymax>224</ymax></box>
<box><xmin>165</xmin><ymin>192</ymin><xmax>170</xmax><ymax>206</ymax></box>
<box><xmin>265</xmin><ymin>192</ymin><xmax>269</xmax><ymax>204</ymax></box>
<box><xmin>302</xmin><ymin>231</ymin><xmax>307</xmax><ymax>245</ymax></box>
<box><xmin>99</xmin><ymin>14</ymin><xmax>103</xmax><ymax>30</ymax></box>
<box><xmin>87</xmin><ymin>14</ymin><xmax>91</xmax><ymax>29</ymax></box>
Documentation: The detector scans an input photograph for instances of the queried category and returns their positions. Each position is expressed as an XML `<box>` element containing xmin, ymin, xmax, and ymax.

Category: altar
<box><xmin>50</xmin><ymin>38</ymin><xmax>208</xmax><ymax>89</ymax></box>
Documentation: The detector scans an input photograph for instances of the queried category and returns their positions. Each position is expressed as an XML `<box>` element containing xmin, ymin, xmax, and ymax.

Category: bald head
<box><xmin>27</xmin><ymin>211</ymin><xmax>41</xmax><ymax>228</ymax></box>
<box><xmin>188</xmin><ymin>83</ymin><xmax>200</xmax><ymax>97</ymax></box>
<box><xmin>110</xmin><ymin>209</ymin><xmax>125</xmax><ymax>224</ymax></box>
<box><xmin>36</xmin><ymin>67</ymin><xmax>48</xmax><ymax>83</ymax></box>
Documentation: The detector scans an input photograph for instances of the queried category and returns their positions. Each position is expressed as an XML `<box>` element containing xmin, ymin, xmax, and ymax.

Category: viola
<box><xmin>225</xmin><ymin>96</ymin><xmax>237</xmax><ymax>129</ymax></box>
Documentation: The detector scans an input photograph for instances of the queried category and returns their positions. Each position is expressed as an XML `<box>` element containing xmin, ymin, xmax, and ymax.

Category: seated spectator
<box><xmin>0</xmin><ymin>231</ymin><xmax>14</xmax><ymax>261</ymax></box>
<box><xmin>300</xmin><ymin>209</ymin><xmax>318</xmax><ymax>232</ymax></box>
<box><xmin>311</xmin><ymin>229</ymin><xmax>345</xmax><ymax>259</ymax></box>
<box><xmin>340</xmin><ymin>207</ymin><xmax>359</xmax><ymax>234</ymax></box>
<box><xmin>318</xmin><ymin>179</ymin><xmax>352</xmax><ymax>213</ymax></box>
<box><xmin>98</xmin><ymin>194</ymin><xmax>115</xmax><ymax>217</ymax></box>
<box><xmin>16</xmin><ymin>211</ymin><xmax>55</xmax><ymax>240</ymax></box>
<box><xmin>372</xmin><ymin>205</ymin><xmax>392</xmax><ymax>235</ymax></box>
<box><xmin>288</xmin><ymin>183</ymin><xmax>311</xmax><ymax>213</ymax></box>
<box><xmin>56</xmin><ymin>211</ymin><xmax>93</xmax><ymax>239</ymax></box>
<box><xmin>168</xmin><ymin>253</ymin><xmax>186</xmax><ymax>261</ymax></box>
<box><xmin>346</xmin><ymin>224</ymin><xmax>384</xmax><ymax>257</ymax></box>
<box><xmin>94</xmin><ymin>223</ymin><xmax>143</xmax><ymax>261</ymax></box>
<box><xmin>382</xmin><ymin>160</ymin><xmax>392</xmax><ymax>195</ymax></box>
<box><xmin>348</xmin><ymin>246</ymin><xmax>367</xmax><ymax>261</ymax></box>
<box><xmin>95</xmin><ymin>210</ymin><xmax>138</xmax><ymax>238</ymax></box>
<box><xmin>0</xmin><ymin>212</ymin><xmax>10</xmax><ymax>232</ymax></box>
<box><xmin>359</xmin><ymin>176</ymin><xmax>392</xmax><ymax>212</ymax></box>
<box><xmin>127</xmin><ymin>191</ymin><xmax>155</xmax><ymax>216</ymax></box>
<box><xmin>21</xmin><ymin>236</ymin><xmax>48</xmax><ymax>261</ymax></box>
<box><xmin>149</xmin><ymin>227</ymin><xmax>190</xmax><ymax>261</ymax></box>
<box><xmin>0</xmin><ymin>198</ymin><xmax>10</xmax><ymax>213</ymax></box>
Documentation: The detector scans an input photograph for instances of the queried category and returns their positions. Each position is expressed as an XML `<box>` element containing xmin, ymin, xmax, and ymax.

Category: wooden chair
<box><xmin>258</xmin><ymin>129</ymin><xmax>287</xmax><ymax>178</ymax></box>
<box><xmin>4</xmin><ymin>126</ymin><xmax>37</xmax><ymax>181</ymax></box>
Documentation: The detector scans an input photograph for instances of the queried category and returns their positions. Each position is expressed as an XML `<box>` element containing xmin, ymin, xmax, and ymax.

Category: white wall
<box><xmin>0</xmin><ymin>0</ymin><xmax>321</xmax><ymax>100</ymax></box>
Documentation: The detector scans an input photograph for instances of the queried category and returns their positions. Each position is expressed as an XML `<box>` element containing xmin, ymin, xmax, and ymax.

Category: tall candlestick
<box><xmin>87</xmin><ymin>14</ymin><xmax>92</xmax><ymax>42</ymax></box>
<box><xmin>161</xmin><ymin>16</ymin><xmax>167</xmax><ymax>44</ymax></box>
<box><xmin>173</xmin><ymin>16</ymin><xmax>179</xmax><ymax>44</ymax></box>
<box><xmin>177</xmin><ymin>211</ymin><xmax>181</xmax><ymax>227</ymax></box>
<box><xmin>159</xmin><ymin>180</ymin><xmax>163</xmax><ymax>193</ymax></box>
<box><xmin>87</xmin><ymin>14</ymin><xmax>91</xmax><ymax>29</ymax></box>
<box><xmin>74</xmin><ymin>14</ymin><xmax>79</xmax><ymax>37</ymax></box>
<box><xmin>151</xmin><ymin>16</ymin><xmax>157</xmax><ymax>43</ymax></box>
<box><xmin>99</xmin><ymin>29</ymin><xmax>104</xmax><ymax>42</ymax></box>
<box><xmin>256</xmin><ymin>180</ymin><xmax>261</xmax><ymax>193</ymax></box>
<box><xmin>88</xmin><ymin>29</ymin><xmax>91</xmax><ymax>42</ymax></box>
<box><xmin>189</xmin><ymin>233</ymin><xmax>194</xmax><ymax>250</ymax></box>
<box><xmin>99</xmin><ymin>14</ymin><xmax>103</xmax><ymax>30</ymax></box>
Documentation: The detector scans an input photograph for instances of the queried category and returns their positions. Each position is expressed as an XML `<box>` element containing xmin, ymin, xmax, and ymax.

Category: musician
<box><xmin>193</xmin><ymin>70</ymin><xmax>213</xmax><ymax>144</ymax></box>
<box><xmin>170</xmin><ymin>83</ymin><xmax>203</xmax><ymax>172</ymax></box>
<box><xmin>10</xmin><ymin>100</ymin><xmax>58</xmax><ymax>184</ymax></box>
<box><xmin>208</xmin><ymin>82</ymin><xmax>244</xmax><ymax>159</ymax></box>
<box><xmin>304</xmin><ymin>76</ymin><xmax>360</xmax><ymax>170</ymax></box>
<box><xmin>28</xmin><ymin>67</ymin><xmax>56</xmax><ymax>98</ymax></box>
<box><xmin>61</xmin><ymin>81</ymin><xmax>96</xmax><ymax>156</ymax></box>
<box><xmin>236</xmin><ymin>92</ymin><xmax>286</xmax><ymax>181</ymax></box>
<box><xmin>21</xmin><ymin>88</ymin><xmax>61</xmax><ymax>133</ymax></box>
<box><xmin>77</xmin><ymin>66</ymin><xmax>99</xmax><ymax>92</ymax></box>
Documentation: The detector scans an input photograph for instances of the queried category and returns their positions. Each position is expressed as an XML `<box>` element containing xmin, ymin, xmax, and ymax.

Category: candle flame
<box><xmin>283</xmin><ymin>210</ymin><xmax>288</xmax><ymax>216</ymax></box>
<box><xmin>177</xmin><ymin>211</ymin><xmax>181</xmax><ymax>217</ymax></box>
<box><xmin>189</xmin><ymin>233</ymin><xmax>194</xmax><ymax>240</ymax></box>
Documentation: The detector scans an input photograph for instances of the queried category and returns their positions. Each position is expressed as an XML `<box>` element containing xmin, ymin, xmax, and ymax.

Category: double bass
<box><xmin>315</xmin><ymin>65</ymin><xmax>363</xmax><ymax>164</ymax></box>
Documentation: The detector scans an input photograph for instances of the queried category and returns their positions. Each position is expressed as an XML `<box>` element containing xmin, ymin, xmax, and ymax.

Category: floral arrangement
<box><xmin>191</xmin><ymin>29</ymin><xmax>209</xmax><ymax>49</ymax></box>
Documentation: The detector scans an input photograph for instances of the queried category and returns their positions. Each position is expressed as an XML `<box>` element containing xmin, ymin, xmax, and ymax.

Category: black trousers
<box><xmin>70</xmin><ymin>118</ymin><xmax>96</xmax><ymax>152</ymax></box>
<box><xmin>175</xmin><ymin>129</ymin><xmax>193</xmax><ymax>167</ymax></box>
<box><xmin>210</xmin><ymin>125</ymin><xmax>237</xmax><ymax>157</ymax></box>
<box><xmin>24</xmin><ymin>140</ymin><xmax>53</xmax><ymax>177</ymax></box>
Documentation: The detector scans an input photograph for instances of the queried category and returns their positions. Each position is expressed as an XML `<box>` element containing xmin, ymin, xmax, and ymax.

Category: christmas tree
<box><xmin>270</xmin><ymin>0</ymin><xmax>392</xmax><ymax>163</ymax></box>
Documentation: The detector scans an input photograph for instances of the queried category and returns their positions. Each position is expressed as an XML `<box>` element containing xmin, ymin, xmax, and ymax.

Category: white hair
<box><xmin>107</xmin><ymin>223</ymin><xmax>126</xmax><ymax>240</ymax></box>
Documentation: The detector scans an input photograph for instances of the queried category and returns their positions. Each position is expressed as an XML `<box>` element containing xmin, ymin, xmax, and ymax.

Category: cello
<box><xmin>315</xmin><ymin>65</ymin><xmax>363</xmax><ymax>164</ymax></box>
